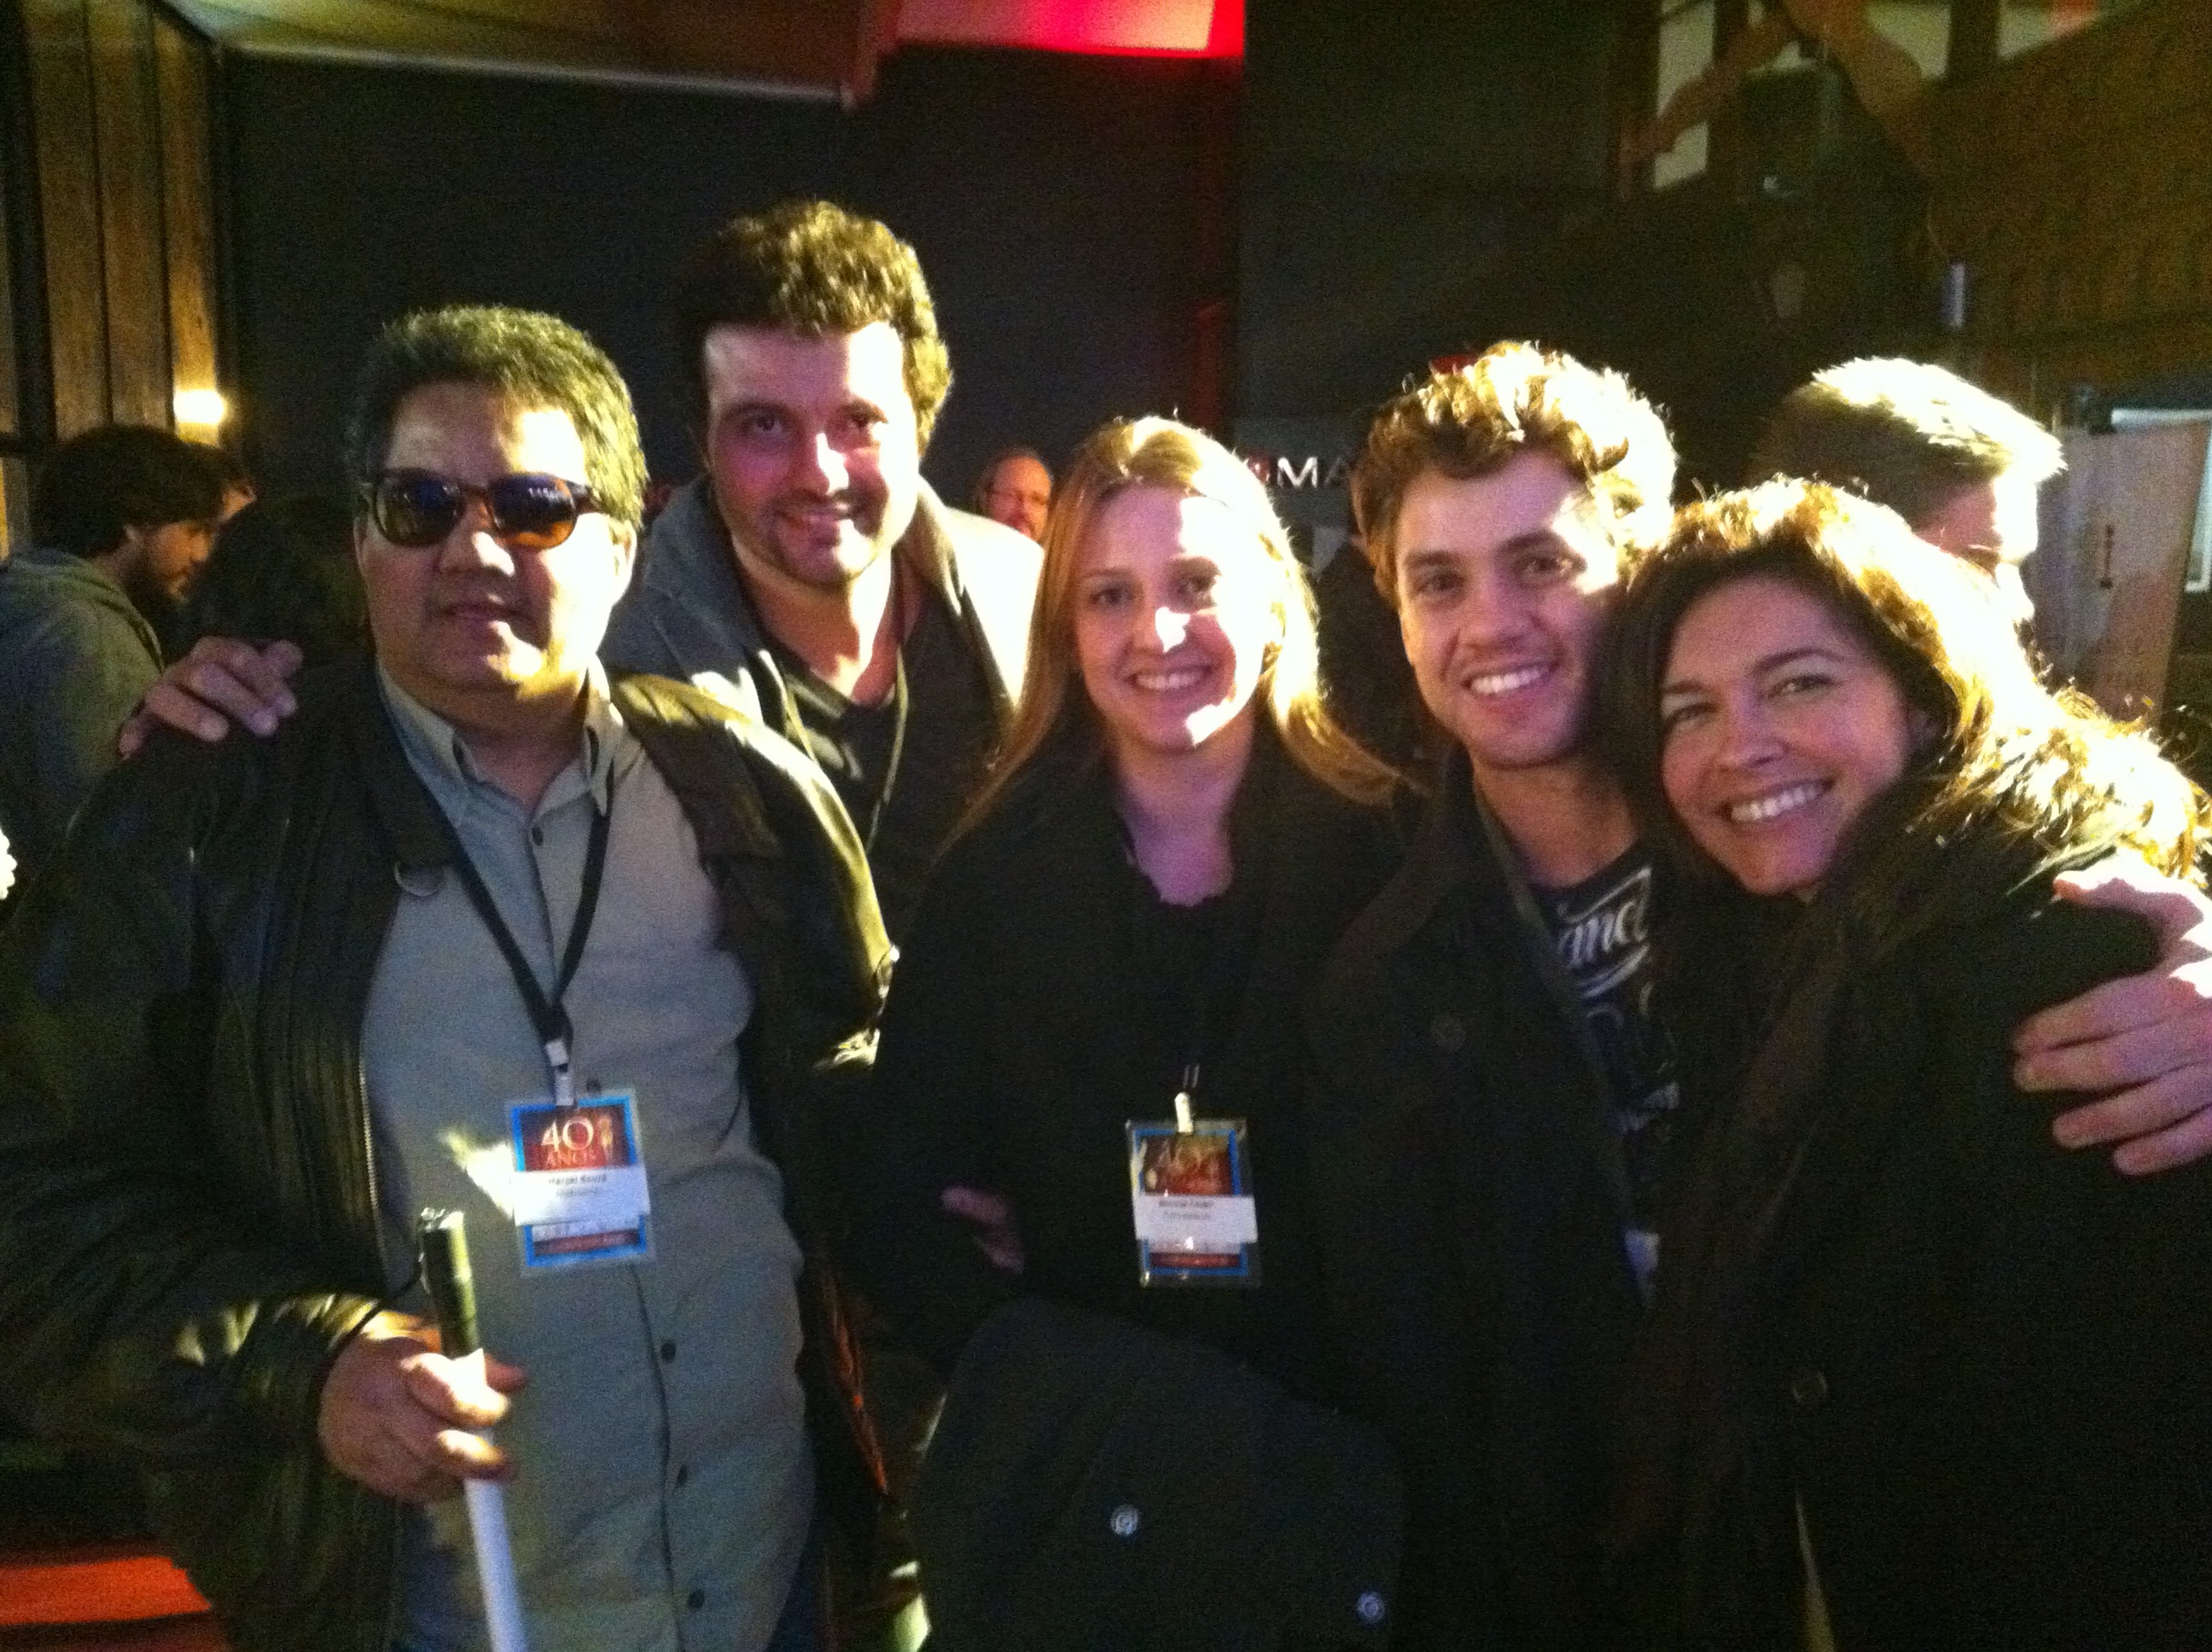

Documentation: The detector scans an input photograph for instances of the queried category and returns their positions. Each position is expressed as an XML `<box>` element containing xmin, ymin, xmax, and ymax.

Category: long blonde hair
<box><xmin>963</xmin><ymin>416</ymin><xmax>1398</xmax><ymax>830</ymax></box>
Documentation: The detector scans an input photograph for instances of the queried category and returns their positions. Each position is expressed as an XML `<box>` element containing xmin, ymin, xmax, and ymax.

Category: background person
<box><xmin>855</xmin><ymin>416</ymin><xmax>1406</xmax><ymax>1649</ymax></box>
<box><xmin>0</xmin><ymin>426</ymin><xmax>221</xmax><ymax>885</ymax></box>
<box><xmin>1747</xmin><ymin>357</ymin><xmax>2064</xmax><ymax>631</ymax></box>
<box><xmin>1602</xmin><ymin>480</ymin><xmax>2212</xmax><ymax>1649</ymax></box>
<box><xmin>177</xmin><ymin>492</ymin><xmax>369</xmax><ymax>666</ymax></box>
<box><xmin>969</xmin><ymin>445</ymin><xmax>1052</xmax><ymax>542</ymax></box>
<box><xmin>190</xmin><ymin>439</ymin><xmax>258</xmax><ymax>524</ymax></box>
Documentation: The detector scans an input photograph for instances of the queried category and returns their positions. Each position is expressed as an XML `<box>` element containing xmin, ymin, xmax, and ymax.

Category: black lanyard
<box><xmin>861</xmin><ymin>649</ymin><xmax>911</xmax><ymax>852</ymax></box>
<box><xmin>434</xmin><ymin>793</ymin><xmax>613</xmax><ymax>1108</ymax></box>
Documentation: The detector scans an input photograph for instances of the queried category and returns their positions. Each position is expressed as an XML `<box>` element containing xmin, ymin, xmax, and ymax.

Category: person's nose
<box><xmin>1458</xmin><ymin>567</ymin><xmax>1531</xmax><ymax>650</ymax></box>
<box><xmin>1714</xmin><ymin>695</ymin><xmax>1784</xmax><ymax>771</ymax></box>
<box><xmin>792</xmin><ymin>431</ymin><xmax>848</xmax><ymax>495</ymax></box>
<box><xmin>434</xmin><ymin>497</ymin><xmax>517</xmax><ymax>576</ymax></box>
<box><xmin>1136</xmin><ymin>600</ymin><xmax>1190</xmax><ymax>653</ymax></box>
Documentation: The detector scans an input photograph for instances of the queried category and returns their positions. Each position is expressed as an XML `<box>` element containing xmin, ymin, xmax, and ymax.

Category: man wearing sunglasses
<box><xmin>0</xmin><ymin>305</ymin><xmax>889</xmax><ymax>1652</ymax></box>
<box><xmin>133</xmin><ymin>201</ymin><xmax>1038</xmax><ymax>946</ymax></box>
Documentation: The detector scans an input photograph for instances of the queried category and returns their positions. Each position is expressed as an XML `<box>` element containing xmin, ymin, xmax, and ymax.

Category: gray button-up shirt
<box><xmin>364</xmin><ymin>666</ymin><xmax>812</xmax><ymax>1652</ymax></box>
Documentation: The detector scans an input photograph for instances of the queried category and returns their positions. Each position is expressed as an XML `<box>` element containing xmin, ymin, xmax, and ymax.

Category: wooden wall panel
<box><xmin>0</xmin><ymin>155</ymin><xmax>19</xmax><ymax>440</ymax></box>
<box><xmin>0</xmin><ymin>456</ymin><xmax>24</xmax><ymax>560</ymax></box>
<box><xmin>24</xmin><ymin>0</ymin><xmax>110</xmax><ymax>436</ymax></box>
<box><xmin>86</xmin><ymin>0</ymin><xmax>168</xmax><ymax>428</ymax></box>
<box><xmin>1927</xmin><ymin>0</ymin><xmax>2212</xmax><ymax>405</ymax></box>
<box><xmin>154</xmin><ymin>13</ymin><xmax>218</xmax><ymax>416</ymax></box>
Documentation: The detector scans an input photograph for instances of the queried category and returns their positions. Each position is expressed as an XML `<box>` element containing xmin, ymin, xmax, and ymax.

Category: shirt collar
<box><xmin>375</xmin><ymin>661</ymin><xmax>622</xmax><ymax>816</ymax></box>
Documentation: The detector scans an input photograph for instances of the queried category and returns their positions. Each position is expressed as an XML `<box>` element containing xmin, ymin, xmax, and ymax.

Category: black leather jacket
<box><xmin>0</xmin><ymin>660</ymin><xmax>891</xmax><ymax>1652</ymax></box>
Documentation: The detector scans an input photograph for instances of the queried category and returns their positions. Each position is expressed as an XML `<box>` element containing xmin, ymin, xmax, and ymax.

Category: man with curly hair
<box><xmin>1307</xmin><ymin>343</ymin><xmax>2212</xmax><ymax>1649</ymax></box>
<box><xmin>606</xmin><ymin>199</ymin><xmax>1039</xmax><ymax>939</ymax></box>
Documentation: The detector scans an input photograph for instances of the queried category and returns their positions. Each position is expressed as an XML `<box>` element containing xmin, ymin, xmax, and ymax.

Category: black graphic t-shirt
<box><xmin>1533</xmin><ymin>843</ymin><xmax>1679</xmax><ymax>1291</ymax></box>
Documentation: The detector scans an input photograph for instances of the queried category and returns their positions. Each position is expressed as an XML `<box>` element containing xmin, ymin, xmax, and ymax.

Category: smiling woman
<box><xmin>1598</xmin><ymin>479</ymin><xmax>2212</xmax><ymax>1649</ymax></box>
<box><xmin>853</xmin><ymin>416</ymin><xmax>1409</xmax><ymax>1649</ymax></box>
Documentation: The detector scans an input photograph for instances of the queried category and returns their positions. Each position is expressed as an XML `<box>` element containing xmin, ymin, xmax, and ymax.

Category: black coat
<box><xmin>0</xmin><ymin>662</ymin><xmax>891</xmax><ymax>1652</ymax></box>
<box><xmin>1621</xmin><ymin>863</ymin><xmax>2212</xmax><ymax>1650</ymax></box>
<box><xmin>853</xmin><ymin>727</ymin><xmax>1410</xmax><ymax>1648</ymax></box>
<box><xmin>1303</xmin><ymin>761</ymin><xmax>1649</xmax><ymax>1651</ymax></box>
<box><xmin>857</xmin><ymin>729</ymin><xmax>1403</xmax><ymax>1394</ymax></box>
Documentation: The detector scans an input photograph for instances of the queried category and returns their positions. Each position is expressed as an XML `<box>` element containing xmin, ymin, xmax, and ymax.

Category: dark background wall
<box><xmin>1235</xmin><ymin>0</ymin><xmax>1933</xmax><ymax>491</ymax></box>
<box><xmin>1237</xmin><ymin>0</ymin><xmax>1617</xmax><ymax>423</ymax></box>
<box><xmin>217</xmin><ymin>45</ymin><xmax>1234</xmax><ymax>507</ymax></box>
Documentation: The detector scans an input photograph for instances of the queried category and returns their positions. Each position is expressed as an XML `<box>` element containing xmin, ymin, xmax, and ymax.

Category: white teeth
<box><xmin>1133</xmin><ymin>667</ymin><xmax>1206</xmax><ymax>691</ymax></box>
<box><xmin>1469</xmin><ymin>665</ymin><xmax>1547</xmax><ymax>696</ymax></box>
<box><xmin>1727</xmin><ymin>781</ymin><xmax>1825</xmax><ymax>824</ymax></box>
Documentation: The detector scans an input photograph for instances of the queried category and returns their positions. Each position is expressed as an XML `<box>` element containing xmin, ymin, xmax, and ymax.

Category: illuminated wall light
<box><xmin>174</xmin><ymin>387</ymin><xmax>229</xmax><ymax>428</ymax></box>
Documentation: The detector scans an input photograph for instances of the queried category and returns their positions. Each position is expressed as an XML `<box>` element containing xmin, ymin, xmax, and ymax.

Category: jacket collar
<box><xmin>1352</xmin><ymin>751</ymin><xmax>1495</xmax><ymax>966</ymax></box>
<box><xmin>1360</xmin><ymin>749</ymin><xmax>1639</xmax><ymax>1230</ymax></box>
<box><xmin>339</xmin><ymin>659</ymin><xmax>454</xmax><ymax>878</ymax></box>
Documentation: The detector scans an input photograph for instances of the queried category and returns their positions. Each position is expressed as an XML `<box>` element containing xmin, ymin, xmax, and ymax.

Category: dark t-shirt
<box><xmin>770</xmin><ymin>585</ymin><xmax>1000</xmax><ymax>939</ymax></box>
<box><xmin>1533</xmin><ymin>843</ymin><xmax>1681</xmax><ymax>1289</ymax></box>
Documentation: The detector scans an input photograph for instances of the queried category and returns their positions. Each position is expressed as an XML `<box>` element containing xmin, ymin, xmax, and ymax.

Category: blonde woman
<box><xmin>853</xmin><ymin>416</ymin><xmax>1406</xmax><ymax>1649</ymax></box>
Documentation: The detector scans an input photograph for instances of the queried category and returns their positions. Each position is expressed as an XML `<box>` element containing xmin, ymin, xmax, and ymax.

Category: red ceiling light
<box><xmin>896</xmin><ymin>0</ymin><xmax>1243</xmax><ymax>58</ymax></box>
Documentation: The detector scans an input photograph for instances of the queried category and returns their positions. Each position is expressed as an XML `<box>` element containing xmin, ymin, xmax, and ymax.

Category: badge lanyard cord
<box><xmin>434</xmin><ymin>796</ymin><xmax>613</xmax><ymax>1109</ymax></box>
<box><xmin>1170</xmin><ymin>910</ymin><xmax>1248</xmax><ymax>1135</ymax></box>
<box><xmin>1172</xmin><ymin>984</ymin><xmax>1208</xmax><ymax>1136</ymax></box>
<box><xmin>860</xmin><ymin>649</ymin><xmax>911</xmax><ymax>854</ymax></box>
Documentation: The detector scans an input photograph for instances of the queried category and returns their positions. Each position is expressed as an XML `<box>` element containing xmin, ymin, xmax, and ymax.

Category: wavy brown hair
<box><xmin>1603</xmin><ymin>479</ymin><xmax>2208</xmax><ymax>885</ymax></box>
<box><xmin>672</xmin><ymin>199</ymin><xmax>952</xmax><ymax>445</ymax></box>
<box><xmin>962</xmin><ymin>416</ymin><xmax>1400</xmax><ymax>830</ymax></box>
<box><xmin>1353</xmin><ymin>340</ymin><xmax>1678</xmax><ymax>604</ymax></box>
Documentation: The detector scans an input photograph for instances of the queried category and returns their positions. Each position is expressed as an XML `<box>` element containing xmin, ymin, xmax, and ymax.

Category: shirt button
<box><xmin>1108</xmin><ymin>1504</ymin><xmax>1140</xmax><ymax>1539</ymax></box>
<box><xmin>660</xmin><ymin>1340</ymin><xmax>678</xmax><ymax>1363</ymax></box>
<box><xmin>1790</xmin><ymin>1368</ymin><xmax>1830</xmax><ymax>1410</ymax></box>
<box><xmin>1429</xmin><ymin>1013</ymin><xmax>1466</xmax><ymax>1053</ymax></box>
<box><xmin>1356</xmin><ymin>1590</ymin><xmax>1387</xmax><ymax>1625</ymax></box>
<box><xmin>530</xmin><ymin>826</ymin><xmax>544</xmax><ymax>846</ymax></box>
<box><xmin>674</xmin><ymin>1464</ymin><xmax>689</xmax><ymax>1488</ymax></box>
<box><xmin>687</xmin><ymin>1588</ymin><xmax>706</xmax><ymax>1611</ymax></box>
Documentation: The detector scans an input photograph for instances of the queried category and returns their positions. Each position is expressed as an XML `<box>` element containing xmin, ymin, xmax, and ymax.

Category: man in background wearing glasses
<box><xmin>0</xmin><ymin>305</ymin><xmax>889</xmax><ymax>1652</ymax></box>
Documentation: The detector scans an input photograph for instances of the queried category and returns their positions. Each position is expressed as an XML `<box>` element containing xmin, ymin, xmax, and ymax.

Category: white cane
<box><xmin>419</xmin><ymin>1209</ymin><xmax>530</xmax><ymax>1652</ymax></box>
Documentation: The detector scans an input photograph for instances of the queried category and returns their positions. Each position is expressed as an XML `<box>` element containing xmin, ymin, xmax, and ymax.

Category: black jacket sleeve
<box><xmin>0</xmin><ymin>735</ymin><xmax>378</xmax><ymax>1462</ymax></box>
<box><xmin>1794</xmin><ymin>893</ymin><xmax>2212</xmax><ymax>1647</ymax></box>
<box><xmin>847</xmin><ymin>832</ymin><xmax>1026</xmax><ymax>1371</ymax></box>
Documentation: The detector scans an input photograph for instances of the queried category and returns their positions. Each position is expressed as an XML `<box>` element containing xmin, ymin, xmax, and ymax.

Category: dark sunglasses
<box><xmin>364</xmin><ymin>469</ymin><xmax>607</xmax><ymax>551</ymax></box>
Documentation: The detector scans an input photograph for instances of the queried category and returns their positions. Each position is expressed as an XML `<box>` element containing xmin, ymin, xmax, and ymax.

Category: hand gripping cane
<box><xmin>418</xmin><ymin>1210</ymin><xmax>530</xmax><ymax>1652</ymax></box>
